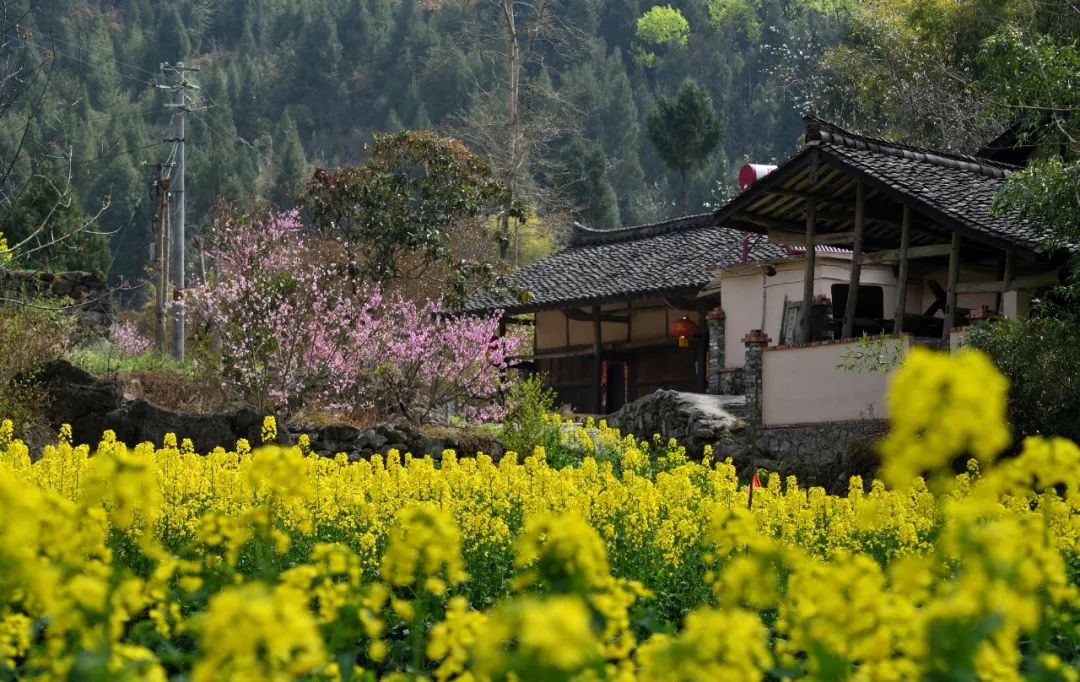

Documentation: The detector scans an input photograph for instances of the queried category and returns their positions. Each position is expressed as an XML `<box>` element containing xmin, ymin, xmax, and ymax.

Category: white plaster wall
<box><xmin>761</xmin><ymin>337</ymin><xmax>909</xmax><ymax>425</ymax></box>
<box><xmin>535</xmin><ymin>310</ymin><xmax>566</xmax><ymax>350</ymax></box>
<box><xmin>568</xmin><ymin>318</ymin><xmax>593</xmax><ymax>346</ymax></box>
<box><xmin>631</xmin><ymin>307</ymin><xmax>668</xmax><ymax>342</ymax></box>
<box><xmin>721</xmin><ymin>260</ymin><xmax>899</xmax><ymax>368</ymax></box>
<box><xmin>721</xmin><ymin>274</ymin><xmax>763</xmax><ymax>368</ymax></box>
<box><xmin>533</xmin><ymin>299</ymin><xmax>691</xmax><ymax>351</ymax></box>
<box><xmin>1003</xmin><ymin>290</ymin><xmax>1032</xmax><ymax>318</ymax></box>
<box><xmin>600</xmin><ymin>302</ymin><xmax>630</xmax><ymax>344</ymax></box>
<box><xmin>907</xmin><ymin>264</ymin><xmax>999</xmax><ymax>317</ymax></box>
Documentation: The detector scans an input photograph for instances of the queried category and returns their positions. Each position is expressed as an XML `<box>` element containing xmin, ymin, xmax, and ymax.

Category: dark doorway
<box><xmin>606</xmin><ymin>361</ymin><xmax>627</xmax><ymax>412</ymax></box>
<box><xmin>831</xmin><ymin>283</ymin><xmax>885</xmax><ymax>319</ymax></box>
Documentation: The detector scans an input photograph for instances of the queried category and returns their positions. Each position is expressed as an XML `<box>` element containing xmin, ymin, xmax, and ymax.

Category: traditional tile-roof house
<box><xmin>708</xmin><ymin>117</ymin><xmax>1066</xmax><ymax>428</ymax></box>
<box><xmin>465</xmin><ymin>214</ymin><xmax>787</xmax><ymax>413</ymax></box>
<box><xmin>712</xmin><ymin>117</ymin><xmax>1064</xmax><ymax>346</ymax></box>
<box><xmin>470</xmin><ymin>117</ymin><xmax>1065</xmax><ymax>423</ymax></box>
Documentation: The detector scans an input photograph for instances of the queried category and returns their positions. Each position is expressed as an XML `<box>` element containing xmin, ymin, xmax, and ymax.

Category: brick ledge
<box><xmin>761</xmin><ymin>418</ymin><xmax>888</xmax><ymax>429</ymax></box>
<box><xmin>763</xmin><ymin>334</ymin><xmax>911</xmax><ymax>352</ymax></box>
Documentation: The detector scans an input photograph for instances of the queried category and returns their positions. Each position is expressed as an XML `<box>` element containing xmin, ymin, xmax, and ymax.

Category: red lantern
<box><xmin>670</xmin><ymin>317</ymin><xmax>697</xmax><ymax>348</ymax></box>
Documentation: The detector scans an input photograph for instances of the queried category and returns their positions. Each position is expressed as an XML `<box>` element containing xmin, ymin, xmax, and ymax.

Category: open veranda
<box><xmin>0</xmin><ymin>348</ymin><xmax>1077</xmax><ymax>681</ymax></box>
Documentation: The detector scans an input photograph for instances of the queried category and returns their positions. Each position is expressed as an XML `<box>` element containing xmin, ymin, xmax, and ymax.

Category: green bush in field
<box><xmin>966</xmin><ymin>316</ymin><xmax>1080</xmax><ymax>443</ymax></box>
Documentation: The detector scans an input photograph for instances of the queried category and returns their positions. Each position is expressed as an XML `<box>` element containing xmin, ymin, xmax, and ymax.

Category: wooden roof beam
<box><xmin>955</xmin><ymin>269</ymin><xmax>1060</xmax><ymax>294</ymax></box>
<box><xmin>736</xmin><ymin>212</ymin><xmax>807</xmax><ymax>232</ymax></box>
<box><xmin>564</xmin><ymin>308</ymin><xmax>629</xmax><ymax>324</ymax></box>
<box><xmin>862</xmin><ymin>243</ymin><xmax>954</xmax><ymax>264</ymax></box>
<box><xmin>767</xmin><ymin>228</ymin><xmax>857</xmax><ymax>246</ymax></box>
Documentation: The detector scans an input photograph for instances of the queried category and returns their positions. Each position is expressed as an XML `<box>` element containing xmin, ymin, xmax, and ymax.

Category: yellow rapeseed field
<box><xmin>0</xmin><ymin>348</ymin><xmax>1077</xmax><ymax>680</ymax></box>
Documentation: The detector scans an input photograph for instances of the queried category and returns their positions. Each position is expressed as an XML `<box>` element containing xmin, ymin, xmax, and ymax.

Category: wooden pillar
<box><xmin>892</xmin><ymin>205</ymin><xmax>911</xmax><ymax>335</ymax></box>
<box><xmin>1000</xmin><ymin>251</ymin><xmax>1015</xmax><ymax>313</ymax></box>
<box><xmin>800</xmin><ymin>203</ymin><xmax>817</xmax><ymax>344</ymax></box>
<box><xmin>942</xmin><ymin>232</ymin><xmax>961</xmax><ymax>341</ymax></box>
<box><xmin>696</xmin><ymin>304</ymin><xmax>708</xmax><ymax>393</ymax></box>
<box><xmin>841</xmin><ymin>183</ymin><xmax>866</xmax><ymax>339</ymax></box>
<box><xmin>592</xmin><ymin>305</ymin><xmax>603</xmax><ymax>414</ymax></box>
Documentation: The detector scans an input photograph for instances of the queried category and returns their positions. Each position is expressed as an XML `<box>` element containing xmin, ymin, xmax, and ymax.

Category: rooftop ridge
<box><xmin>802</xmin><ymin>116</ymin><xmax>1018</xmax><ymax>179</ymax></box>
<box><xmin>570</xmin><ymin>213</ymin><xmax>715</xmax><ymax>247</ymax></box>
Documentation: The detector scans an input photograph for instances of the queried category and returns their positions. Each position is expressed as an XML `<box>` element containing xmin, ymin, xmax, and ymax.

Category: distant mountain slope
<box><xmin>2</xmin><ymin>0</ymin><xmax>842</xmax><ymax>280</ymax></box>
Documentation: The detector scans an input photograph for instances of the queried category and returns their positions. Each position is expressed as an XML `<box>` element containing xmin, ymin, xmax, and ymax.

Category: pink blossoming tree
<box><xmin>109</xmin><ymin>319</ymin><xmax>152</xmax><ymax>358</ymax></box>
<box><xmin>190</xmin><ymin>209</ymin><xmax>522</xmax><ymax>423</ymax></box>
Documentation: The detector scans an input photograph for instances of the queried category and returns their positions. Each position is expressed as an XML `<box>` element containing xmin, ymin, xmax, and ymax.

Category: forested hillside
<box><xmin>1</xmin><ymin>0</ymin><xmax>850</xmax><ymax>281</ymax></box>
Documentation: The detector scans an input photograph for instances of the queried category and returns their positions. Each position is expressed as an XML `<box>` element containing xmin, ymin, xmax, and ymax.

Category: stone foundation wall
<box><xmin>0</xmin><ymin>269</ymin><xmax>112</xmax><ymax>333</ymax></box>
<box><xmin>609</xmin><ymin>389</ymin><xmax>747</xmax><ymax>456</ymax></box>
<box><xmin>714</xmin><ymin>368</ymin><xmax>745</xmax><ymax>395</ymax></box>
<box><xmin>607</xmin><ymin>388</ymin><xmax>885</xmax><ymax>492</ymax></box>
<box><xmin>750</xmin><ymin>420</ymin><xmax>888</xmax><ymax>491</ymax></box>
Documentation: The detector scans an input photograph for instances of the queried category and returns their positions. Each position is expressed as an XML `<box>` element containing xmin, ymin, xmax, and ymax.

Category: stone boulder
<box><xmin>104</xmin><ymin>399</ymin><xmax>279</xmax><ymax>453</ymax></box>
<box><xmin>34</xmin><ymin>360</ymin><xmax>284</xmax><ymax>452</ymax></box>
<box><xmin>31</xmin><ymin>360</ymin><xmax>504</xmax><ymax>461</ymax></box>
<box><xmin>34</xmin><ymin>360</ymin><xmax>124</xmax><ymax>444</ymax></box>
<box><xmin>287</xmin><ymin>421</ymin><xmax>505</xmax><ymax>462</ymax></box>
<box><xmin>609</xmin><ymin>389</ymin><xmax>748</xmax><ymax>459</ymax></box>
<box><xmin>0</xmin><ymin>269</ymin><xmax>113</xmax><ymax>339</ymax></box>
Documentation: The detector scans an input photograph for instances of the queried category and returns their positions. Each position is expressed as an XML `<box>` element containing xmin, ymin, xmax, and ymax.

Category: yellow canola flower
<box><xmin>636</xmin><ymin>607</ymin><xmax>772</xmax><ymax>682</ymax></box>
<box><xmin>880</xmin><ymin>348</ymin><xmax>1011</xmax><ymax>489</ymax></box>
<box><xmin>192</xmin><ymin>583</ymin><xmax>327</xmax><ymax>682</ymax></box>
<box><xmin>427</xmin><ymin>596</ymin><xmax>488</xmax><ymax>681</ymax></box>
<box><xmin>472</xmin><ymin>594</ymin><xmax>603</xmax><ymax>677</ymax></box>
<box><xmin>514</xmin><ymin>512</ymin><xmax>611</xmax><ymax>590</ymax></box>
<box><xmin>381</xmin><ymin>502</ymin><xmax>468</xmax><ymax>591</ymax></box>
<box><xmin>0</xmin><ymin>347</ymin><xmax>1073</xmax><ymax>681</ymax></box>
<box><xmin>261</xmin><ymin>415</ymin><xmax>277</xmax><ymax>443</ymax></box>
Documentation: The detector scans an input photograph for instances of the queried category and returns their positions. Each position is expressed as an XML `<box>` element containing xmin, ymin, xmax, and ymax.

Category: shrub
<box><xmin>500</xmin><ymin>373</ymin><xmax>559</xmax><ymax>455</ymax></box>
<box><xmin>365</xmin><ymin>298</ymin><xmax>522</xmax><ymax>425</ymax></box>
<box><xmin>965</xmin><ymin>317</ymin><xmax>1080</xmax><ymax>443</ymax></box>
<box><xmin>189</xmin><ymin>208</ymin><xmax>372</xmax><ymax>414</ymax></box>
<box><xmin>0</xmin><ymin>300</ymin><xmax>70</xmax><ymax>431</ymax></box>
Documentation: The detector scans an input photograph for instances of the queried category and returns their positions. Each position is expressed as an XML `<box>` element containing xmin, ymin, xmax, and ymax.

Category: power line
<box><xmin>192</xmin><ymin>115</ymin><xmax>272</xmax><ymax>169</ymax></box>
<box><xmin>24</xmin><ymin>9</ymin><xmax>161</xmax><ymax>79</ymax></box>
<box><xmin>72</xmin><ymin>140</ymin><xmax>169</xmax><ymax>167</ymax></box>
<box><xmin>11</xmin><ymin>25</ymin><xmax>156</xmax><ymax>89</ymax></box>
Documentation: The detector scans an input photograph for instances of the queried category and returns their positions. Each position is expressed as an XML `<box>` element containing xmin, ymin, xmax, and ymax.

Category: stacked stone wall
<box><xmin>751</xmin><ymin>420</ymin><xmax>887</xmax><ymax>490</ymax></box>
<box><xmin>0</xmin><ymin>269</ymin><xmax>112</xmax><ymax>333</ymax></box>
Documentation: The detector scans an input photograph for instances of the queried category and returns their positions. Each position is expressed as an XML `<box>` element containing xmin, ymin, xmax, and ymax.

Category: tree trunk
<box><xmin>681</xmin><ymin>171</ymin><xmax>689</xmax><ymax>214</ymax></box>
<box><xmin>499</xmin><ymin>0</ymin><xmax>520</xmax><ymax>262</ymax></box>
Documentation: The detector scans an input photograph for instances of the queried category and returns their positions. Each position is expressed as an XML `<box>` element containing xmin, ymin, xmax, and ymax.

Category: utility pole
<box><xmin>157</xmin><ymin>61</ymin><xmax>200</xmax><ymax>362</ymax></box>
<box><xmin>143</xmin><ymin>162</ymin><xmax>173</xmax><ymax>354</ymax></box>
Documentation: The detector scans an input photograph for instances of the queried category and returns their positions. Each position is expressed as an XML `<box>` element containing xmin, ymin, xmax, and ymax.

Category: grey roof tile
<box><xmin>799</xmin><ymin>118</ymin><xmax>1045</xmax><ymax>253</ymax></box>
<box><xmin>465</xmin><ymin>214</ymin><xmax>788</xmax><ymax>313</ymax></box>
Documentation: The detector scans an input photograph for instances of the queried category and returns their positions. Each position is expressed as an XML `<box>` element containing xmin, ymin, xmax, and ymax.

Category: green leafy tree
<box><xmin>558</xmin><ymin>137</ymin><xmax>620</xmax><ymax>229</ymax></box>
<box><xmin>301</xmin><ymin>131</ymin><xmax>512</xmax><ymax>294</ymax></box>
<box><xmin>153</xmin><ymin>6</ymin><xmax>191</xmax><ymax>68</ymax></box>
<box><xmin>0</xmin><ymin>0</ymin><xmax>853</xmax><ymax>282</ymax></box>
<box><xmin>644</xmin><ymin>79</ymin><xmax>725</xmax><ymax>213</ymax></box>
<box><xmin>980</xmin><ymin>28</ymin><xmax>1080</xmax><ymax>256</ymax></box>
<box><xmin>273</xmin><ymin>112</ymin><xmax>308</xmax><ymax>200</ymax></box>
<box><xmin>634</xmin><ymin>5</ymin><xmax>691</xmax><ymax>67</ymax></box>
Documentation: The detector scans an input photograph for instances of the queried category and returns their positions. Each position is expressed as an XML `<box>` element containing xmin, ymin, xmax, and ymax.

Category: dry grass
<box><xmin>119</xmin><ymin>369</ymin><xmax>236</xmax><ymax>414</ymax></box>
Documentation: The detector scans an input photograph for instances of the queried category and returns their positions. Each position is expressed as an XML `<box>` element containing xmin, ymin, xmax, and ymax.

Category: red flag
<box><xmin>746</xmin><ymin>471</ymin><xmax>763</xmax><ymax>509</ymax></box>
